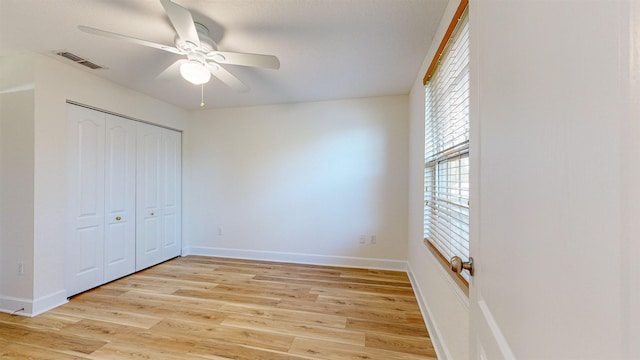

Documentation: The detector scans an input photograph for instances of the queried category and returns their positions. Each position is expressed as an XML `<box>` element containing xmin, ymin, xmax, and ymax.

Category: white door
<box><xmin>66</xmin><ymin>104</ymin><xmax>105</xmax><ymax>296</ymax></box>
<box><xmin>468</xmin><ymin>1</ymin><xmax>630</xmax><ymax>358</ymax></box>
<box><xmin>160</xmin><ymin>129</ymin><xmax>182</xmax><ymax>261</ymax></box>
<box><xmin>136</xmin><ymin>122</ymin><xmax>163</xmax><ymax>270</ymax></box>
<box><xmin>104</xmin><ymin>114</ymin><xmax>137</xmax><ymax>282</ymax></box>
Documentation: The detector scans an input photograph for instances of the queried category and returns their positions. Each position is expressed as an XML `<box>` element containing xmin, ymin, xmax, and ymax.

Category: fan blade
<box><xmin>156</xmin><ymin>59</ymin><xmax>185</xmax><ymax>80</ymax></box>
<box><xmin>159</xmin><ymin>0</ymin><xmax>200</xmax><ymax>46</ymax></box>
<box><xmin>205</xmin><ymin>62</ymin><xmax>249</xmax><ymax>92</ymax></box>
<box><xmin>78</xmin><ymin>25</ymin><xmax>182</xmax><ymax>55</ymax></box>
<box><xmin>207</xmin><ymin>51</ymin><xmax>280</xmax><ymax>69</ymax></box>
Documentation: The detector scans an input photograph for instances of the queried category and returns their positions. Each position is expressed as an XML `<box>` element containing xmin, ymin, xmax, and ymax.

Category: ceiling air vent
<box><xmin>56</xmin><ymin>51</ymin><xmax>103</xmax><ymax>70</ymax></box>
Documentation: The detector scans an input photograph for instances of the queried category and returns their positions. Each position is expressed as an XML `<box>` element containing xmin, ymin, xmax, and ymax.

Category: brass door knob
<box><xmin>451</xmin><ymin>256</ymin><xmax>474</xmax><ymax>276</ymax></box>
<box><xmin>115</xmin><ymin>216</ymin><xmax>122</xmax><ymax>221</ymax></box>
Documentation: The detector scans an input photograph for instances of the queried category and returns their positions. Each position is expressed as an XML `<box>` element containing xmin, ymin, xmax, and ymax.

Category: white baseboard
<box><xmin>182</xmin><ymin>246</ymin><xmax>408</xmax><ymax>271</ymax></box>
<box><xmin>0</xmin><ymin>290</ymin><xmax>68</xmax><ymax>317</ymax></box>
<box><xmin>32</xmin><ymin>290</ymin><xmax>68</xmax><ymax>316</ymax></box>
<box><xmin>407</xmin><ymin>263</ymin><xmax>450</xmax><ymax>360</ymax></box>
<box><xmin>0</xmin><ymin>295</ymin><xmax>32</xmax><ymax>317</ymax></box>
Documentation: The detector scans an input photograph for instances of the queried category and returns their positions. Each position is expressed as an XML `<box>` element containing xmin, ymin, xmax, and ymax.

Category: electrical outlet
<box><xmin>370</xmin><ymin>235</ymin><xmax>377</xmax><ymax>244</ymax></box>
<box><xmin>359</xmin><ymin>235</ymin><xmax>366</xmax><ymax>244</ymax></box>
<box><xmin>17</xmin><ymin>262</ymin><xmax>24</xmax><ymax>276</ymax></box>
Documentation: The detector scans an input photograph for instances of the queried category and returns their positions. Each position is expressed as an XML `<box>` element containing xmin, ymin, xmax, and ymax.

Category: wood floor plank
<box><xmin>150</xmin><ymin>318</ymin><xmax>295</xmax><ymax>352</ymax></box>
<box><xmin>112</xmin><ymin>274</ymin><xmax>221</xmax><ymax>292</ymax></box>
<box><xmin>0</xmin><ymin>322</ymin><xmax>107</xmax><ymax>356</ymax></box>
<box><xmin>276</xmin><ymin>298</ymin><xmax>414</xmax><ymax>323</ymax></box>
<box><xmin>365</xmin><ymin>332</ymin><xmax>438</xmax><ymax>357</ymax></box>
<box><xmin>254</xmin><ymin>275</ymin><xmax>417</xmax><ymax>297</ymax></box>
<box><xmin>86</xmin><ymin>341</ymin><xmax>207</xmax><ymax>360</ymax></box>
<box><xmin>289</xmin><ymin>337</ymin><xmax>437</xmax><ymax>360</ymax></box>
<box><xmin>340</xmin><ymin>269</ymin><xmax>412</xmax><ymax>282</ymax></box>
<box><xmin>189</xmin><ymin>338</ymin><xmax>312</xmax><ymax>360</ymax></box>
<box><xmin>98</xmin><ymin>278</ymin><xmax>182</xmax><ymax>294</ymax></box>
<box><xmin>21</xmin><ymin>330</ymin><xmax>108</xmax><ymax>356</ymax></box>
<box><xmin>60</xmin><ymin>319</ymin><xmax>140</xmax><ymax>342</ymax></box>
<box><xmin>208</xmin><ymin>283</ymin><xmax>318</xmax><ymax>302</ymax></box>
<box><xmin>172</xmin><ymin>288</ymin><xmax>282</xmax><ymax>306</ymax></box>
<box><xmin>117</xmin><ymin>289</ymin><xmax>227</xmax><ymax>311</ymax></box>
<box><xmin>219</xmin><ymin>303</ymin><xmax>348</xmax><ymax>328</ymax></box>
<box><xmin>49</xmin><ymin>302</ymin><xmax>162</xmax><ymax>329</ymax></box>
<box><xmin>0</xmin><ymin>339</ymin><xmax>87</xmax><ymax>360</ymax></box>
<box><xmin>315</xmin><ymin>294</ymin><xmax>424</xmax><ymax>313</ymax></box>
<box><xmin>220</xmin><ymin>314</ymin><xmax>365</xmax><ymax>346</ymax></box>
<box><xmin>139</xmin><ymin>270</ymin><xmax>254</xmax><ymax>286</ymax></box>
<box><xmin>279</xmin><ymin>271</ymin><xmax>414</xmax><ymax>288</ymax></box>
<box><xmin>72</xmin><ymin>293</ymin><xmax>228</xmax><ymax>325</ymax></box>
<box><xmin>346</xmin><ymin>318</ymin><xmax>429</xmax><ymax>337</ymax></box>
<box><xmin>0</xmin><ymin>312</ymin><xmax>80</xmax><ymax>331</ymax></box>
<box><xmin>0</xmin><ymin>256</ymin><xmax>436</xmax><ymax>359</ymax></box>
<box><xmin>0</xmin><ymin>321</ymin><xmax>42</xmax><ymax>343</ymax></box>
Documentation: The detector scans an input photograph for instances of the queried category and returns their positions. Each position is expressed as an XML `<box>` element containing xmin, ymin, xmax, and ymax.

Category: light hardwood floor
<box><xmin>0</xmin><ymin>256</ymin><xmax>437</xmax><ymax>359</ymax></box>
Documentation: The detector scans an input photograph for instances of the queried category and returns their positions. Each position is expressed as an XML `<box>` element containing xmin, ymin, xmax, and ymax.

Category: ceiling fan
<box><xmin>78</xmin><ymin>0</ymin><xmax>280</xmax><ymax>92</ymax></box>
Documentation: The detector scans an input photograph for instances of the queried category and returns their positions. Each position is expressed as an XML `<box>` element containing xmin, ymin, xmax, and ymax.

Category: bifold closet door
<box><xmin>136</xmin><ymin>123</ymin><xmax>163</xmax><ymax>270</ymax></box>
<box><xmin>136</xmin><ymin>122</ymin><xmax>182</xmax><ymax>270</ymax></box>
<box><xmin>161</xmin><ymin>129</ymin><xmax>182</xmax><ymax>261</ymax></box>
<box><xmin>67</xmin><ymin>105</ymin><xmax>137</xmax><ymax>296</ymax></box>
<box><xmin>66</xmin><ymin>105</ymin><xmax>106</xmax><ymax>296</ymax></box>
<box><xmin>104</xmin><ymin>114</ymin><xmax>136</xmax><ymax>282</ymax></box>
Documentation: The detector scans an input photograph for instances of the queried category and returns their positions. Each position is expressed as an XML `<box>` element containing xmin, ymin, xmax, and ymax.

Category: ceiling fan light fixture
<box><xmin>179</xmin><ymin>60</ymin><xmax>211</xmax><ymax>85</ymax></box>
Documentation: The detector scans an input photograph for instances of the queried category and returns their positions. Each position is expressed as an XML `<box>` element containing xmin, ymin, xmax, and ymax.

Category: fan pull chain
<box><xmin>200</xmin><ymin>84</ymin><xmax>205</xmax><ymax>107</ymax></box>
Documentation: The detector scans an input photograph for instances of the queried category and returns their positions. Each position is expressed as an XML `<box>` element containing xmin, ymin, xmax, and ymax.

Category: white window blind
<box><xmin>424</xmin><ymin>8</ymin><xmax>470</xmax><ymax>282</ymax></box>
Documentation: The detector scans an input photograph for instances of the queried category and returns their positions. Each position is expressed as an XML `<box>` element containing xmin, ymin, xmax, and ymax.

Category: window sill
<box><xmin>423</xmin><ymin>239</ymin><xmax>469</xmax><ymax>296</ymax></box>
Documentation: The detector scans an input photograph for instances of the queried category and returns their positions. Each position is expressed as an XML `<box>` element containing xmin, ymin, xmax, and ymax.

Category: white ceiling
<box><xmin>0</xmin><ymin>0</ymin><xmax>446</xmax><ymax>110</ymax></box>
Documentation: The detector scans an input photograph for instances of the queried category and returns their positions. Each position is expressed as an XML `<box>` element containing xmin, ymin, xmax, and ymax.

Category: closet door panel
<box><xmin>142</xmin><ymin>216</ymin><xmax>161</xmax><ymax>253</ymax></box>
<box><xmin>136</xmin><ymin>122</ymin><xmax>163</xmax><ymax>270</ymax></box>
<box><xmin>161</xmin><ymin>129</ymin><xmax>182</xmax><ymax>260</ymax></box>
<box><xmin>66</xmin><ymin>104</ymin><xmax>105</xmax><ymax>296</ymax></box>
<box><xmin>104</xmin><ymin>115</ymin><xmax>136</xmax><ymax>282</ymax></box>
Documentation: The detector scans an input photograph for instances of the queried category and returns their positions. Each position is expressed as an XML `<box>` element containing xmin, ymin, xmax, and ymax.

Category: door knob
<box><xmin>451</xmin><ymin>256</ymin><xmax>474</xmax><ymax>276</ymax></box>
<box><xmin>115</xmin><ymin>216</ymin><xmax>121</xmax><ymax>221</ymax></box>
<box><xmin>150</xmin><ymin>212</ymin><xmax>155</xmax><ymax>216</ymax></box>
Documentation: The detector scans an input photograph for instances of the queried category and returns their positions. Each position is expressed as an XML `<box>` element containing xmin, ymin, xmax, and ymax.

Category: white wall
<box><xmin>406</xmin><ymin>1</ymin><xmax>470</xmax><ymax>359</ymax></box>
<box><xmin>184</xmin><ymin>96</ymin><xmax>409</xmax><ymax>269</ymax></box>
<box><xmin>0</xmin><ymin>54</ymin><xmax>35</xmax><ymax>314</ymax></box>
<box><xmin>0</xmin><ymin>52</ymin><xmax>188</xmax><ymax>315</ymax></box>
<box><xmin>0</xmin><ymin>95</ymin><xmax>2</xmax><ymax>304</ymax></box>
<box><xmin>0</xmin><ymin>85</ymin><xmax>2</xmax><ymax>305</ymax></box>
<box><xmin>0</xmin><ymin>91</ymin><xmax>35</xmax><ymax>310</ymax></box>
<box><xmin>629</xmin><ymin>2</ymin><xmax>640</xmax><ymax>357</ymax></box>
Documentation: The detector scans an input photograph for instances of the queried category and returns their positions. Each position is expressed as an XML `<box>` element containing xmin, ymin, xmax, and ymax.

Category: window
<box><xmin>423</xmin><ymin>3</ymin><xmax>470</xmax><ymax>283</ymax></box>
